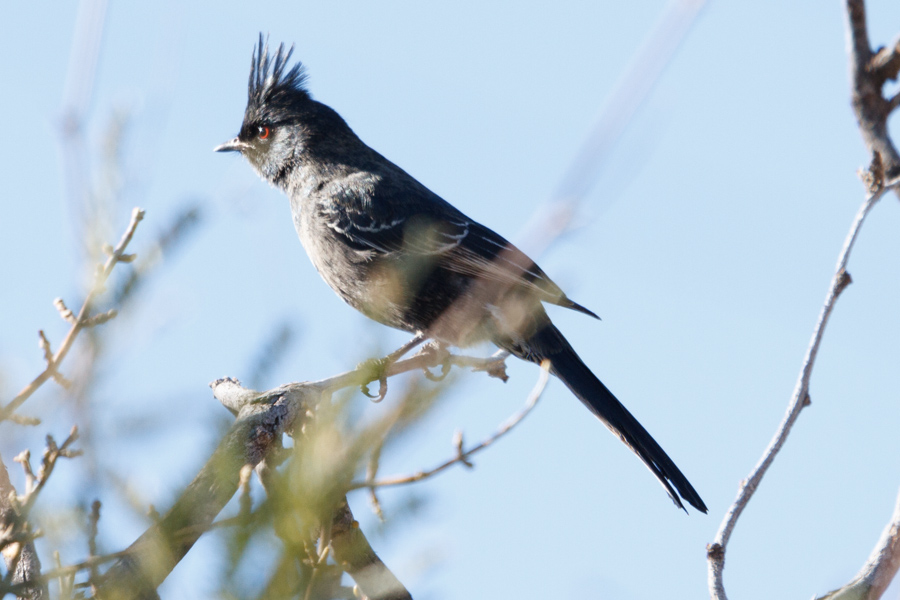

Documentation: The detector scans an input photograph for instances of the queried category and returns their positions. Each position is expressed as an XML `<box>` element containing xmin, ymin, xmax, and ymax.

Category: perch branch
<box><xmin>94</xmin><ymin>384</ymin><xmax>307</xmax><ymax>599</ymax></box>
<box><xmin>96</xmin><ymin>345</ymin><xmax>505</xmax><ymax>599</ymax></box>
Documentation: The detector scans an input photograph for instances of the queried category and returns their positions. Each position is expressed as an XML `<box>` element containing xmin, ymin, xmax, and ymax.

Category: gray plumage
<box><xmin>216</xmin><ymin>35</ymin><xmax>706</xmax><ymax>513</ymax></box>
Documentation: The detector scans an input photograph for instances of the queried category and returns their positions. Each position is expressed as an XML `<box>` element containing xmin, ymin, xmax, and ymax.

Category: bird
<box><xmin>216</xmin><ymin>35</ymin><xmax>707</xmax><ymax>514</ymax></box>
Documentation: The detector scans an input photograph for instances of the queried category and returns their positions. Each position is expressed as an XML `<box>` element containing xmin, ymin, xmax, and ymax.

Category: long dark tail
<box><xmin>505</xmin><ymin>322</ymin><xmax>707</xmax><ymax>513</ymax></box>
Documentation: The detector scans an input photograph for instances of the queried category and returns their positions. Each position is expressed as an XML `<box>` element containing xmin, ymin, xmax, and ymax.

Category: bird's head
<box><xmin>216</xmin><ymin>35</ymin><xmax>346</xmax><ymax>187</ymax></box>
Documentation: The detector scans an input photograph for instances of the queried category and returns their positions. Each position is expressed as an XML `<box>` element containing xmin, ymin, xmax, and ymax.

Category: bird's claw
<box><xmin>417</xmin><ymin>341</ymin><xmax>451</xmax><ymax>381</ymax></box>
<box><xmin>357</xmin><ymin>358</ymin><xmax>389</xmax><ymax>403</ymax></box>
<box><xmin>422</xmin><ymin>360</ymin><xmax>451</xmax><ymax>382</ymax></box>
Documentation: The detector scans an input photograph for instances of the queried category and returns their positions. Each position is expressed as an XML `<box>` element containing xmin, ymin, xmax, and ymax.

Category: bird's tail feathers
<box><xmin>510</xmin><ymin>323</ymin><xmax>707</xmax><ymax>514</ymax></box>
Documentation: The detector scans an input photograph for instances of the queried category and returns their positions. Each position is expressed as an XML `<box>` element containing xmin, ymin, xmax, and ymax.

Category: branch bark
<box><xmin>845</xmin><ymin>0</ymin><xmax>900</xmax><ymax>185</ymax></box>
<box><xmin>95</xmin><ymin>385</ymin><xmax>304</xmax><ymax>599</ymax></box>
<box><xmin>95</xmin><ymin>346</ymin><xmax>508</xmax><ymax>599</ymax></box>
<box><xmin>819</xmin><ymin>487</ymin><xmax>900</xmax><ymax>599</ymax></box>
<box><xmin>0</xmin><ymin>454</ymin><xmax>46</xmax><ymax>600</ymax></box>
<box><xmin>331</xmin><ymin>499</ymin><xmax>411</xmax><ymax>600</ymax></box>
<box><xmin>707</xmin><ymin>2</ymin><xmax>900</xmax><ymax>596</ymax></box>
<box><xmin>707</xmin><ymin>189</ymin><xmax>882</xmax><ymax>600</ymax></box>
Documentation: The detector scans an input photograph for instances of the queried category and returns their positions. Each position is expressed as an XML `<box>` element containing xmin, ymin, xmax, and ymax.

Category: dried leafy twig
<box><xmin>1</xmin><ymin>207</ymin><xmax>145</xmax><ymax>422</ymax></box>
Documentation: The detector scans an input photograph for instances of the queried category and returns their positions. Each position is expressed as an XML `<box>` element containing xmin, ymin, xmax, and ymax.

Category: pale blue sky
<box><xmin>3</xmin><ymin>1</ymin><xmax>900</xmax><ymax>598</ymax></box>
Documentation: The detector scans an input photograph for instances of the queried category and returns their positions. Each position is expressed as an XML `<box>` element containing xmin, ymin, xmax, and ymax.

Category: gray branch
<box><xmin>845</xmin><ymin>0</ymin><xmax>900</xmax><ymax>184</ymax></box>
<box><xmin>818</xmin><ymin>487</ymin><xmax>900</xmax><ymax>599</ymax></box>
<box><xmin>95</xmin><ymin>384</ymin><xmax>305</xmax><ymax>599</ymax></box>
<box><xmin>0</xmin><ymin>454</ymin><xmax>47</xmax><ymax>600</ymax></box>
<box><xmin>95</xmin><ymin>346</ymin><xmax>507</xmax><ymax>599</ymax></box>
<box><xmin>707</xmin><ymin>1</ymin><xmax>900</xmax><ymax>596</ymax></box>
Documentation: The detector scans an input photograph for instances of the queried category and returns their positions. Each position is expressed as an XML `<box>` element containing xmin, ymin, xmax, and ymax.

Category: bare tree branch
<box><xmin>331</xmin><ymin>498</ymin><xmax>411</xmax><ymax>600</ymax></box>
<box><xmin>1</xmin><ymin>208</ymin><xmax>145</xmax><ymax>423</ymax></box>
<box><xmin>818</xmin><ymin>487</ymin><xmax>900</xmax><ymax>599</ymax></box>
<box><xmin>95</xmin><ymin>385</ymin><xmax>305</xmax><ymax>599</ymax></box>
<box><xmin>707</xmin><ymin>178</ymin><xmax>893</xmax><ymax>600</ymax></box>
<box><xmin>845</xmin><ymin>0</ymin><xmax>900</xmax><ymax>185</ymax></box>
<box><xmin>351</xmin><ymin>362</ymin><xmax>550</xmax><ymax>491</ymax></box>
<box><xmin>707</xmin><ymin>2</ymin><xmax>900</xmax><ymax>595</ymax></box>
<box><xmin>869</xmin><ymin>36</ymin><xmax>900</xmax><ymax>82</ymax></box>
<box><xmin>1</xmin><ymin>454</ymin><xmax>47</xmax><ymax>600</ymax></box>
<box><xmin>93</xmin><ymin>342</ymin><xmax>513</xmax><ymax>599</ymax></box>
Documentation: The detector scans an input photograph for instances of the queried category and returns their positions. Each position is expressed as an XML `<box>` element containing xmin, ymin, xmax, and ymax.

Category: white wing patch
<box><xmin>352</xmin><ymin>217</ymin><xmax>405</xmax><ymax>233</ymax></box>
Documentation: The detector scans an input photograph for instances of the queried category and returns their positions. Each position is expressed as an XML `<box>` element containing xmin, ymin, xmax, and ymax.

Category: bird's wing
<box><xmin>318</xmin><ymin>186</ymin><xmax>595</xmax><ymax>315</ymax></box>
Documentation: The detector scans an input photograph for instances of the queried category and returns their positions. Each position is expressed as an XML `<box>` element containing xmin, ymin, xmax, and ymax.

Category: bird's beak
<box><xmin>214</xmin><ymin>137</ymin><xmax>246</xmax><ymax>153</ymax></box>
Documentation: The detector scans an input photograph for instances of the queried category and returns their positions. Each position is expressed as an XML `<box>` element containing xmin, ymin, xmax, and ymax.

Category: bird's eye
<box><xmin>257</xmin><ymin>126</ymin><xmax>271</xmax><ymax>140</ymax></box>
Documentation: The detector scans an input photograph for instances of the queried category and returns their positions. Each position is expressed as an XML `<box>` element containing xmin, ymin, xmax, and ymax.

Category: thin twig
<box><xmin>22</xmin><ymin>428</ymin><xmax>82</xmax><ymax>516</ymax></box>
<box><xmin>707</xmin><ymin>184</ymin><xmax>891</xmax><ymax>599</ymax></box>
<box><xmin>708</xmin><ymin>2</ymin><xmax>900</xmax><ymax>595</ymax></box>
<box><xmin>350</xmin><ymin>362</ymin><xmax>550</xmax><ymax>491</ymax></box>
<box><xmin>86</xmin><ymin>499</ymin><xmax>101</xmax><ymax>590</ymax></box>
<box><xmin>1</xmin><ymin>208</ymin><xmax>145</xmax><ymax>422</ymax></box>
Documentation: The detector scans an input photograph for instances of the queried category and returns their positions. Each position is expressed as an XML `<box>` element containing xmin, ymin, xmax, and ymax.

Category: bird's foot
<box><xmin>385</xmin><ymin>332</ymin><xmax>428</xmax><ymax>363</ymax></box>
<box><xmin>356</xmin><ymin>357</ymin><xmax>390</xmax><ymax>403</ymax></box>
<box><xmin>418</xmin><ymin>341</ymin><xmax>452</xmax><ymax>381</ymax></box>
<box><xmin>356</xmin><ymin>333</ymin><xmax>430</xmax><ymax>402</ymax></box>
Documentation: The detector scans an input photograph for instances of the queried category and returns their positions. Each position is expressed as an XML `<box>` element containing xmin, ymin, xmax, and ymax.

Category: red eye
<box><xmin>258</xmin><ymin>126</ymin><xmax>270</xmax><ymax>140</ymax></box>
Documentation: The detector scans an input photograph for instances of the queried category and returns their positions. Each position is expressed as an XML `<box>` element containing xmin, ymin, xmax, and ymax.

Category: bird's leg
<box><xmin>385</xmin><ymin>331</ymin><xmax>428</xmax><ymax>363</ymax></box>
<box><xmin>357</xmin><ymin>332</ymin><xmax>428</xmax><ymax>402</ymax></box>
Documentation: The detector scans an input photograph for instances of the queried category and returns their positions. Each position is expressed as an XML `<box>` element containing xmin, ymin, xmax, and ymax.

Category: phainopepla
<box><xmin>216</xmin><ymin>36</ymin><xmax>706</xmax><ymax>514</ymax></box>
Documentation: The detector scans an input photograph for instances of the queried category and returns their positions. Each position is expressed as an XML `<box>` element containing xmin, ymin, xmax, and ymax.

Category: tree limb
<box><xmin>331</xmin><ymin>498</ymin><xmax>411</xmax><ymax>600</ymax></box>
<box><xmin>94</xmin><ymin>383</ymin><xmax>306</xmax><ymax>599</ymax></box>
<box><xmin>94</xmin><ymin>345</ymin><xmax>508</xmax><ymax>599</ymax></box>
<box><xmin>707</xmin><ymin>1</ymin><xmax>900</xmax><ymax>592</ymax></box>
<box><xmin>845</xmin><ymin>0</ymin><xmax>900</xmax><ymax>184</ymax></box>
<box><xmin>818</xmin><ymin>487</ymin><xmax>900</xmax><ymax>599</ymax></box>
<box><xmin>0</xmin><ymin>454</ymin><xmax>47</xmax><ymax>600</ymax></box>
<box><xmin>707</xmin><ymin>179</ymin><xmax>893</xmax><ymax>599</ymax></box>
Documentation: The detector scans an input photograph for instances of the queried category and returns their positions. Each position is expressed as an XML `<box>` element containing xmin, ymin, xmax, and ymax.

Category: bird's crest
<box><xmin>246</xmin><ymin>33</ymin><xmax>310</xmax><ymax>119</ymax></box>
